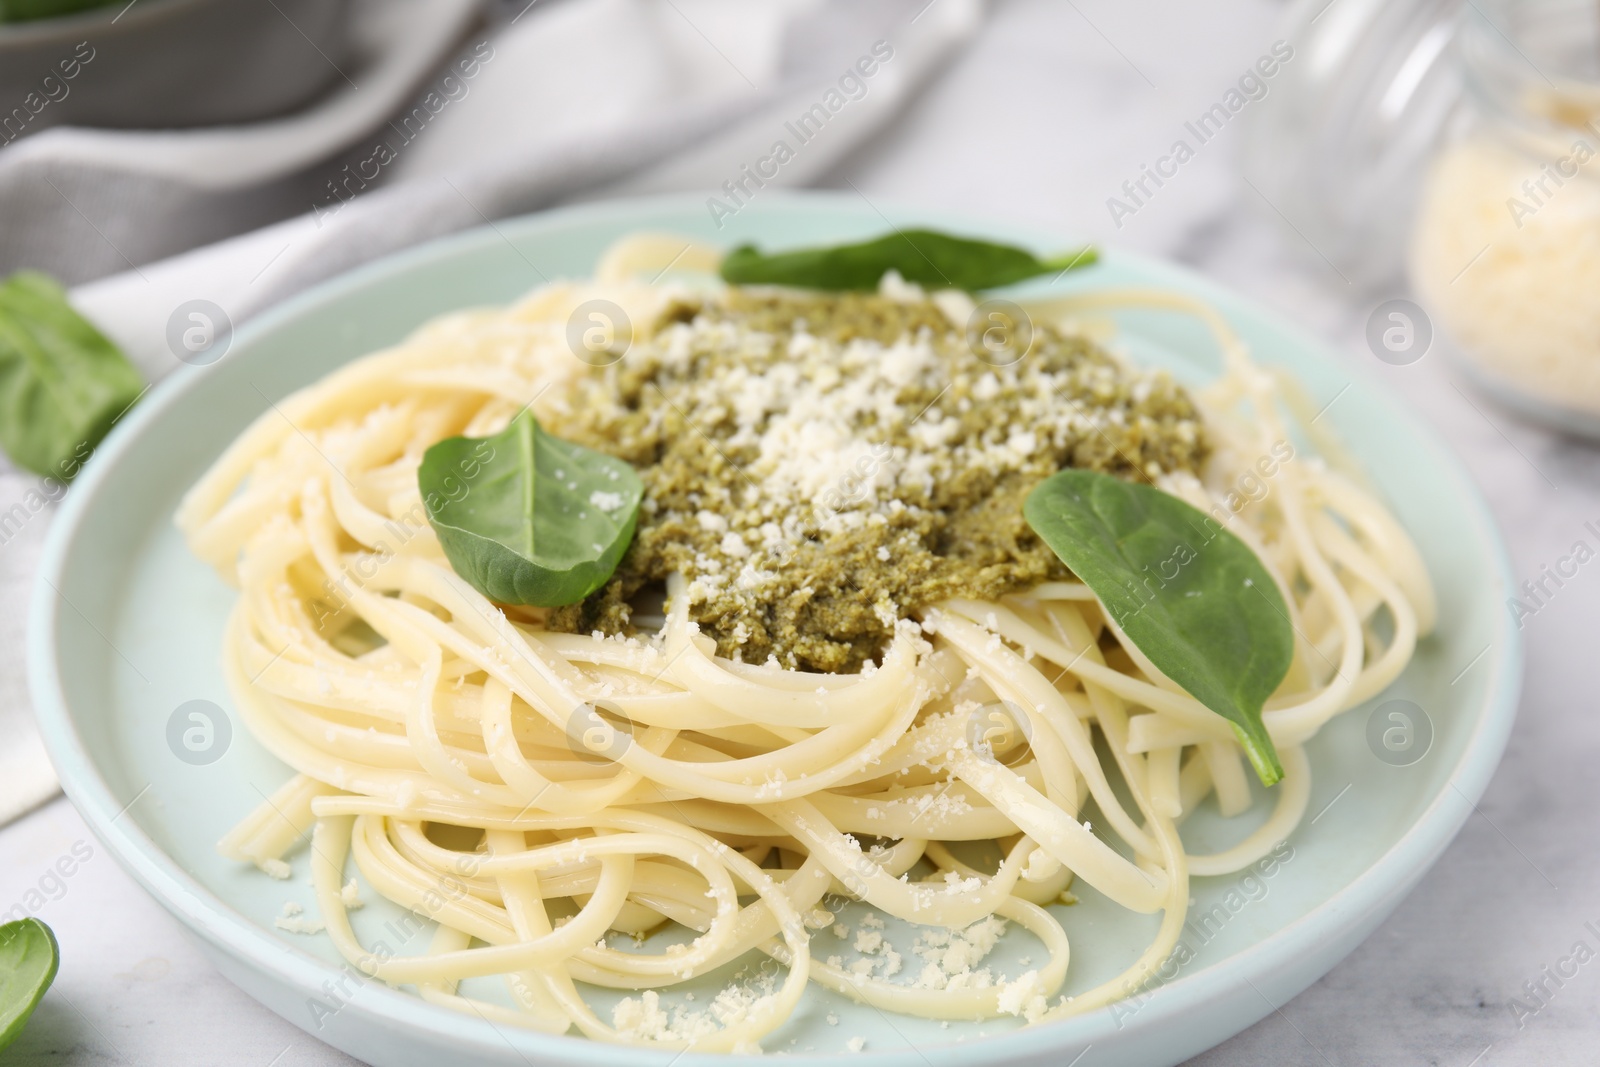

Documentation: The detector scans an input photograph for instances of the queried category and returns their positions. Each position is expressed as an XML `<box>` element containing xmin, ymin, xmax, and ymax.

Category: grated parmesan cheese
<box><xmin>258</xmin><ymin>858</ymin><xmax>291</xmax><ymax>880</ymax></box>
<box><xmin>545</xmin><ymin>289</ymin><xmax>1206</xmax><ymax>671</ymax></box>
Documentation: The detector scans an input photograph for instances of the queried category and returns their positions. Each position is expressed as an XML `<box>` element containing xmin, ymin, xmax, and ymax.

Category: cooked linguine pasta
<box><xmin>178</xmin><ymin>234</ymin><xmax>1434</xmax><ymax>1049</ymax></box>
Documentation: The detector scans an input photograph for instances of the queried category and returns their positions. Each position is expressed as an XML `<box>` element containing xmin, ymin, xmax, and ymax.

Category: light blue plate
<box><xmin>28</xmin><ymin>192</ymin><xmax>1521</xmax><ymax>1067</ymax></box>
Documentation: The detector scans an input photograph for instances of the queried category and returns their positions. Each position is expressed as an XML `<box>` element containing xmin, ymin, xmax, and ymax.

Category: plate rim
<box><xmin>27</xmin><ymin>189</ymin><xmax>1524</xmax><ymax>1066</ymax></box>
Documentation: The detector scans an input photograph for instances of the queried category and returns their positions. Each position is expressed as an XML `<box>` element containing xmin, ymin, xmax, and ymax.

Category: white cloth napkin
<box><xmin>0</xmin><ymin>0</ymin><xmax>983</xmax><ymax>826</ymax></box>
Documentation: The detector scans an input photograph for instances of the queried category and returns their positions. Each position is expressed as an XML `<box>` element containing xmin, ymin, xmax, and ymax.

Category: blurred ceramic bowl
<box><xmin>0</xmin><ymin>0</ymin><xmax>352</xmax><ymax>138</ymax></box>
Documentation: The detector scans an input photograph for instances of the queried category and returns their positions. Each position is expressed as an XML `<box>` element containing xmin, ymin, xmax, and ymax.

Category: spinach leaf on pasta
<box><xmin>419</xmin><ymin>411</ymin><xmax>643</xmax><ymax>607</ymax></box>
<box><xmin>1025</xmin><ymin>469</ymin><xmax>1292</xmax><ymax>785</ymax></box>
<box><xmin>720</xmin><ymin>229</ymin><xmax>1097</xmax><ymax>292</ymax></box>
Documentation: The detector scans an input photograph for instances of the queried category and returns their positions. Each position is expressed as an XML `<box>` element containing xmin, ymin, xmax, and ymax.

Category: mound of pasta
<box><xmin>179</xmin><ymin>232</ymin><xmax>1434</xmax><ymax>1050</ymax></box>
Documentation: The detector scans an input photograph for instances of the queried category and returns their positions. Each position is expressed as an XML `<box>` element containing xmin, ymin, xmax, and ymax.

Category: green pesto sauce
<box><xmin>545</xmin><ymin>289</ymin><xmax>1208</xmax><ymax>672</ymax></box>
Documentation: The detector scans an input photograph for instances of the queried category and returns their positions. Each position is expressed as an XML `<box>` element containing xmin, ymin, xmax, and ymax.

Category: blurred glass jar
<box><xmin>1241</xmin><ymin>0</ymin><xmax>1465</xmax><ymax>291</ymax></box>
<box><xmin>1410</xmin><ymin>0</ymin><xmax>1600</xmax><ymax>432</ymax></box>
<box><xmin>1247</xmin><ymin>0</ymin><xmax>1600</xmax><ymax>433</ymax></box>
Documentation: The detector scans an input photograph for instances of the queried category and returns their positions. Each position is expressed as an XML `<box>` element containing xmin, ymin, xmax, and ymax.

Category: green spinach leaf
<box><xmin>0</xmin><ymin>271</ymin><xmax>143</xmax><ymax>481</ymax></box>
<box><xmin>719</xmin><ymin>229</ymin><xmax>1097</xmax><ymax>292</ymax></box>
<box><xmin>419</xmin><ymin>411</ymin><xmax>642</xmax><ymax>607</ymax></box>
<box><xmin>0</xmin><ymin>0</ymin><xmax>119</xmax><ymax>22</ymax></box>
<box><xmin>1024</xmin><ymin>469</ymin><xmax>1292</xmax><ymax>785</ymax></box>
<box><xmin>0</xmin><ymin>919</ymin><xmax>58</xmax><ymax>1052</ymax></box>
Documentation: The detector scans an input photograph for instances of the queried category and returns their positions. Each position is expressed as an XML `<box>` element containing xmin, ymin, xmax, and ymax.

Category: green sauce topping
<box><xmin>545</xmin><ymin>290</ymin><xmax>1207</xmax><ymax>672</ymax></box>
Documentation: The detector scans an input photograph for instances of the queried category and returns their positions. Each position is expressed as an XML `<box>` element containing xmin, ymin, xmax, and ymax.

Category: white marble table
<box><xmin>3</xmin><ymin>1</ymin><xmax>1596</xmax><ymax>1064</ymax></box>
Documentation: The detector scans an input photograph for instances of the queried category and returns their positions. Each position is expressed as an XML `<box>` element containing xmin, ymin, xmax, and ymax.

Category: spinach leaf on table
<box><xmin>0</xmin><ymin>918</ymin><xmax>58</xmax><ymax>1052</ymax></box>
<box><xmin>0</xmin><ymin>271</ymin><xmax>143</xmax><ymax>481</ymax></box>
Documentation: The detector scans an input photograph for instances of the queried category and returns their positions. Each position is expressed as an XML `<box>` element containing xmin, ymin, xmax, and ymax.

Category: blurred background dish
<box><xmin>0</xmin><ymin>0</ymin><xmax>481</xmax><ymax>284</ymax></box>
<box><xmin>0</xmin><ymin>0</ymin><xmax>353</xmax><ymax>134</ymax></box>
